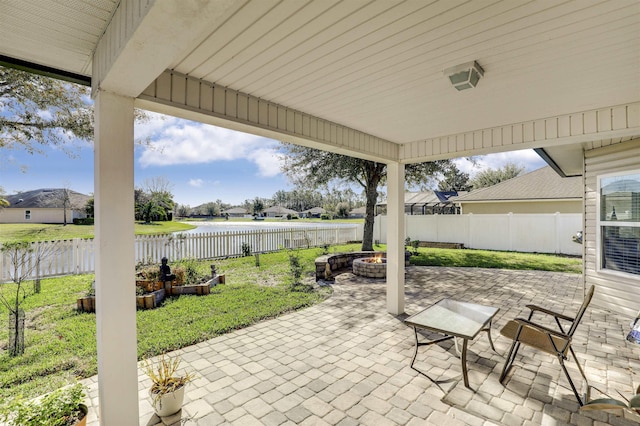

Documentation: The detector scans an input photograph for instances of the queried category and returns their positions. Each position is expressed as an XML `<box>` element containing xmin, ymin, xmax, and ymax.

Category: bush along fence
<box><xmin>0</xmin><ymin>225</ymin><xmax>361</xmax><ymax>282</ymax></box>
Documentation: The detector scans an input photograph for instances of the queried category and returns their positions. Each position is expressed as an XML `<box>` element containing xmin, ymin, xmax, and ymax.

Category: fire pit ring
<box><xmin>352</xmin><ymin>257</ymin><xmax>387</xmax><ymax>278</ymax></box>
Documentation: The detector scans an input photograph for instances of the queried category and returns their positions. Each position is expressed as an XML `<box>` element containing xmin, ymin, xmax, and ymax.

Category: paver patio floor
<box><xmin>84</xmin><ymin>267</ymin><xmax>640</xmax><ymax>425</ymax></box>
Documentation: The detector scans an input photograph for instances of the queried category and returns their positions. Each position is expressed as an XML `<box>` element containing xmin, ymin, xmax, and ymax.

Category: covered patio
<box><xmin>82</xmin><ymin>267</ymin><xmax>639</xmax><ymax>425</ymax></box>
<box><xmin>1</xmin><ymin>1</ymin><xmax>639</xmax><ymax>424</ymax></box>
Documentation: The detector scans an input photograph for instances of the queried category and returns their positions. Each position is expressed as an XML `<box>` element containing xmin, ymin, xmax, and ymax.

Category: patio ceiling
<box><xmin>1</xmin><ymin>0</ymin><xmax>640</xmax><ymax>171</ymax></box>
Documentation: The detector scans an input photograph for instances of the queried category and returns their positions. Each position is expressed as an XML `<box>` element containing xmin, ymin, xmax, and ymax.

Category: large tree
<box><xmin>470</xmin><ymin>162</ymin><xmax>524</xmax><ymax>189</ymax></box>
<box><xmin>437</xmin><ymin>163</ymin><xmax>472</xmax><ymax>192</ymax></box>
<box><xmin>0</xmin><ymin>66</ymin><xmax>92</xmax><ymax>154</ymax></box>
<box><xmin>280</xmin><ymin>143</ymin><xmax>452</xmax><ymax>250</ymax></box>
<box><xmin>0</xmin><ymin>65</ymin><xmax>148</xmax><ymax>156</ymax></box>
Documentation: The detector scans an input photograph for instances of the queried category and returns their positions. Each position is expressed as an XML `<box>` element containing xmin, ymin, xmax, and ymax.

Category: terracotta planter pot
<box><xmin>75</xmin><ymin>404</ymin><xmax>88</xmax><ymax>426</ymax></box>
<box><xmin>150</xmin><ymin>385</ymin><xmax>185</xmax><ymax>417</ymax></box>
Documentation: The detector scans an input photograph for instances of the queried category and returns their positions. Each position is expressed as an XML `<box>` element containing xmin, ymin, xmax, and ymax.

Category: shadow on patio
<box><xmin>84</xmin><ymin>267</ymin><xmax>639</xmax><ymax>425</ymax></box>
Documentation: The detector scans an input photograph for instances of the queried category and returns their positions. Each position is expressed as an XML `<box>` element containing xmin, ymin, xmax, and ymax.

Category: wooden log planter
<box><xmin>76</xmin><ymin>274</ymin><xmax>226</xmax><ymax>313</ymax></box>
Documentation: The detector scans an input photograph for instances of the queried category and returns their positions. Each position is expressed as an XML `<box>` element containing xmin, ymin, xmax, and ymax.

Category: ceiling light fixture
<box><xmin>444</xmin><ymin>61</ymin><xmax>484</xmax><ymax>91</ymax></box>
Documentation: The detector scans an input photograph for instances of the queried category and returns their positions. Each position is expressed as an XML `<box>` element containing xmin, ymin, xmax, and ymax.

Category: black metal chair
<box><xmin>499</xmin><ymin>285</ymin><xmax>595</xmax><ymax>405</ymax></box>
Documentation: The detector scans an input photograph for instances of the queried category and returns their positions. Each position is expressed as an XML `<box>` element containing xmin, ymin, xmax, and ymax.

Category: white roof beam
<box><xmin>92</xmin><ymin>0</ymin><xmax>243</xmax><ymax>97</ymax></box>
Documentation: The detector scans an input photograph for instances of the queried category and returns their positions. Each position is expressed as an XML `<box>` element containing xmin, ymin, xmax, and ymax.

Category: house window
<box><xmin>599</xmin><ymin>171</ymin><xmax>640</xmax><ymax>276</ymax></box>
<box><xmin>25</xmin><ymin>210</ymin><xmax>31</xmax><ymax>220</ymax></box>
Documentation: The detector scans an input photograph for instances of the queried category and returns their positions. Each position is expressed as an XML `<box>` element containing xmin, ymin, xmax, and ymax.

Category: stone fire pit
<box><xmin>352</xmin><ymin>257</ymin><xmax>387</xmax><ymax>278</ymax></box>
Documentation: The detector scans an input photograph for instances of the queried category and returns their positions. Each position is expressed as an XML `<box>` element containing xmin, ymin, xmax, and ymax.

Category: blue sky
<box><xmin>1</xmin><ymin>112</ymin><xmax>547</xmax><ymax>207</ymax></box>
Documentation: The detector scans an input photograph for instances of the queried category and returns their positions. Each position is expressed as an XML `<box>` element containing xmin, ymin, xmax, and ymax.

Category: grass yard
<box><xmin>0</xmin><ymin>245</ymin><xmax>334</xmax><ymax>401</ymax></box>
<box><xmin>0</xmin><ymin>222</ymin><xmax>196</xmax><ymax>243</ymax></box>
<box><xmin>0</xmin><ymin>243</ymin><xmax>582</xmax><ymax>401</ymax></box>
<box><xmin>409</xmin><ymin>246</ymin><xmax>582</xmax><ymax>274</ymax></box>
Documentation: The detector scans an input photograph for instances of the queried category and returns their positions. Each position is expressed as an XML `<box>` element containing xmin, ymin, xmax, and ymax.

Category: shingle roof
<box><xmin>452</xmin><ymin>166</ymin><xmax>581</xmax><ymax>203</ymax></box>
<box><xmin>222</xmin><ymin>207</ymin><xmax>248</xmax><ymax>214</ymax></box>
<box><xmin>5</xmin><ymin>188</ymin><xmax>90</xmax><ymax>209</ymax></box>
<box><xmin>264</xmin><ymin>206</ymin><xmax>298</xmax><ymax>214</ymax></box>
<box><xmin>301</xmin><ymin>207</ymin><xmax>326</xmax><ymax>214</ymax></box>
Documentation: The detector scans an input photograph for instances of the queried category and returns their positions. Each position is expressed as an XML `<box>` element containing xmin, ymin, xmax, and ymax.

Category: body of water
<box><xmin>179</xmin><ymin>221</ymin><xmax>360</xmax><ymax>234</ymax></box>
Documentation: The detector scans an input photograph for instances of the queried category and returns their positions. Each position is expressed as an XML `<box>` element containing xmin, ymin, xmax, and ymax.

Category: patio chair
<box><xmin>499</xmin><ymin>285</ymin><xmax>595</xmax><ymax>406</ymax></box>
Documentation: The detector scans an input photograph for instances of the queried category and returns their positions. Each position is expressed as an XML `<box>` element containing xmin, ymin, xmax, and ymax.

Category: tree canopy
<box><xmin>279</xmin><ymin>143</ymin><xmax>452</xmax><ymax>250</ymax></box>
<box><xmin>469</xmin><ymin>162</ymin><xmax>524</xmax><ymax>189</ymax></box>
<box><xmin>0</xmin><ymin>66</ymin><xmax>92</xmax><ymax>155</ymax></box>
<box><xmin>0</xmin><ymin>65</ymin><xmax>148</xmax><ymax>158</ymax></box>
<box><xmin>437</xmin><ymin>163</ymin><xmax>472</xmax><ymax>192</ymax></box>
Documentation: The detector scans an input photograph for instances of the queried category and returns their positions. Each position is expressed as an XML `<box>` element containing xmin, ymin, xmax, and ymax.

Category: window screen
<box><xmin>600</xmin><ymin>172</ymin><xmax>640</xmax><ymax>276</ymax></box>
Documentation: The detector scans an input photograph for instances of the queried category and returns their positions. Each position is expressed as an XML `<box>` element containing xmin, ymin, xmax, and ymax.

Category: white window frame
<box><xmin>596</xmin><ymin>170</ymin><xmax>640</xmax><ymax>278</ymax></box>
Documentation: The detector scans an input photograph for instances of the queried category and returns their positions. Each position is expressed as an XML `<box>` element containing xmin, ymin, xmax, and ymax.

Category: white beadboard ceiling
<box><xmin>1</xmin><ymin>0</ymin><xmax>639</xmax><ymax>150</ymax></box>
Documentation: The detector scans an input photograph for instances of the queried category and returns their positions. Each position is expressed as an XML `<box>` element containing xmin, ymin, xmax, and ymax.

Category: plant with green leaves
<box><xmin>287</xmin><ymin>249</ymin><xmax>310</xmax><ymax>292</ymax></box>
<box><xmin>0</xmin><ymin>382</ymin><xmax>87</xmax><ymax>426</ymax></box>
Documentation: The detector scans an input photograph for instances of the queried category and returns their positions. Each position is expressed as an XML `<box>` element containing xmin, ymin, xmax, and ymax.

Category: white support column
<box><xmin>94</xmin><ymin>91</ymin><xmax>138</xmax><ymax>425</ymax></box>
<box><xmin>386</xmin><ymin>162</ymin><xmax>405</xmax><ymax>315</ymax></box>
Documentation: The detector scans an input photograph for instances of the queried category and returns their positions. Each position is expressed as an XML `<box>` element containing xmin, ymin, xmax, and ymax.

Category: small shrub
<box><xmin>241</xmin><ymin>242</ymin><xmax>252</xmax><ymax>257</ymax></box>
<box><xmin>72</xmin><ymin>218</ymin><xmax>94</xmax><ymax>225</ymax></box>
<box><xmin>287</xmin><ymin>250</ymin><xmax>310</xmax><ymax>292</ymax></box>
<box><xmin>411</xmin><ymin>240</ymin><xmax>420</xmax><ymax>255</ymax></box>
<box><xmin>176</xmin><ymin>258</ymin><xmax>207</xmax><ymax>286</ymax></box>
<box><xmin>0</xmin><ymin>382</ymin><xmax>87</xmax><ymax>426</ymax></box>
<box><xmin>320</xmin><ymin>213</ymin><xmax>331</xmax><ymax>220</ymax></box>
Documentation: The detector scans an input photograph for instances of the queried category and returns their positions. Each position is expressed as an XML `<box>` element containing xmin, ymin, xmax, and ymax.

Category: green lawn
<box><xmin>0</xmin><ymin>222</ymin><xmax>196</xmax><ymax>243</ymax></box>
<box><xmin>408</xmin><ymin>246</ymin><xmax>582</xmax><ymax>274</ymax></box>
<box><xmin>0</xmin><ymin>243</ymin><xmax>582</xmax><ymax>401</ymax></box>
<box><xmin>0</xmin><ymin>246</ymin><xmax>335</xmax><ymax>401</ymax></box>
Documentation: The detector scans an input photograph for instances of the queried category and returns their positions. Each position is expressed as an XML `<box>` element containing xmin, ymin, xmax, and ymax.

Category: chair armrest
<box><xmin>526</xmin><ymin>304</ymin><xmax>574</xmax><ymax>322</ymax></box>
<box><xmin>512</xmin><ymin>318</ymin><xmax>572</xmax><ymax>341</ymax></box>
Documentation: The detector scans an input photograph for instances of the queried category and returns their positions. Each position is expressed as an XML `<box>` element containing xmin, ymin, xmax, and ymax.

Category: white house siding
<box><xmin>584</xmin><ymin>139</ymin><xmax>640</xmax><ymax>318</ymax></box>
<box><xmin>0</xmin><ymin>208</ymin><xmax>84</xmax><ymax>224</ymax></box>
<box><xmin>460</xmin><ymin>200</ymin><xmax>581</xmax><ymax>215</ymax></box>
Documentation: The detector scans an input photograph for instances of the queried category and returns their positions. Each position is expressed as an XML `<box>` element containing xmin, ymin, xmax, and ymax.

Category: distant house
<box><xmin>300</xmin><ymin>207</ymin><xmax>325</xmax><ymax>218</ymax></box>
<box><xmin>222</xmin><ymin>207</ymin><xmax>248</xmax><ymax>218</ymax></box>
<box><xmin>263</xmin><ymin>206</ymin><xmax>298</xmax><ymax>218</ymax></box>
<box><xmin>377</xmin><ymin>190</ymin><xmax>463</xmax><ymax>215</ymax></box>
<box><xmin>452</xmin><ymin>166</ymin><xmax>582</xmax><ymax>214</ymax></box>
<box><xmin>0</xmin><ymin>188</ymin><xmax>91</xmax><ymax>224</ymax></box>
<box><xmin>349</xmin><ymin>206</ymin><xmax>366</xmax><ymax>218</ymax></box>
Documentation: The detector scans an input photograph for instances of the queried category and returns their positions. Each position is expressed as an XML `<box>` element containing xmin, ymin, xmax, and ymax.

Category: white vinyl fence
<box><xmin>374</xmin><ymin>213</ymin><xmax>582</xmax><ymax>256</ymax></box>
<box><xmin>0</xmin><ymin>225</ymin><xmax>362</xmax><ymax>282</ymax></box>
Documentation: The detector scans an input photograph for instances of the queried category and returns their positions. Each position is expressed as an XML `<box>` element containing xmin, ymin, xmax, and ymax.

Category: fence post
<box><xmin>508</xmin><ymin>213</ymin><xmax>514</xmax><ymax>252</ymax></box>
<box><xmin>73</xmin><ymin>238</ymin><xmax>80</xmax><ymax>275</ymax></box>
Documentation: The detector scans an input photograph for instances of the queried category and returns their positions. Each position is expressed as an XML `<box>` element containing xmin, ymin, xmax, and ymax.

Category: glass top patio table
<box><xmin>404</xmin><ymin>299</ymin><xmax>499</xmax><ymax>388</ymax></box>
<box><xmin>405</xmin><ymin>299</ymin><xmax>499</xmax><ymax>339</ymax></box>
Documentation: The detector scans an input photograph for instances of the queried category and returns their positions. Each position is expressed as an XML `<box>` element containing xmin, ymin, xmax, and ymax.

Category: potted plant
<box><xmin>0</xmin><ymin>382</ymin><xmax>88</xmax><ymax>426</ymax></box>
<box><xmin>143</xmin><ymin>354</ymin><xmax>195</xmax><ymax>417</ymax></box>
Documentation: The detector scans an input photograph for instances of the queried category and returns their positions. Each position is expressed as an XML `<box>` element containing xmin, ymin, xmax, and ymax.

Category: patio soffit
<box><xmin>1</xmin><ymin>0</ymin><xmax>640</xmax><ymax>166</ymax></box>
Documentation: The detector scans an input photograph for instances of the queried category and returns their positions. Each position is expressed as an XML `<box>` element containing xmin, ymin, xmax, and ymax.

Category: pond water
<box><xmin>178</xmin><ymin>221</ymin><xmax>359</xmax><ymax>234</ymax></box>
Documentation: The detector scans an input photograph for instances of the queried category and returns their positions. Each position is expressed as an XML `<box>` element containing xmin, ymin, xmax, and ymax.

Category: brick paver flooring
<box><xmin>84</xmin><ymin>267</ymin><xmax>640</xmax><ymax>425</ymax></box>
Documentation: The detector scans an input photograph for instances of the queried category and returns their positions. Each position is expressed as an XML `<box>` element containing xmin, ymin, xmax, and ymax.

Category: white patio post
<box><xmin>94</xmin><ymin>90</ymin><xmax>138</xmax><ymax>425</ymax></box>
<box><xmin>386</xmin><ymin>162</ymin><xmax>405</xmax><ymax>315</ymax></box>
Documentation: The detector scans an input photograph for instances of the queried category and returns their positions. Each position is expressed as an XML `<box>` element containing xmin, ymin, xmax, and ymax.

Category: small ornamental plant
<box><xmin>143</xmin><ymin>355</ymin><xmax>195</xmax><ymax>407</ymax></box>
<box><xmin>0</xmin><ymin>383</ymin><xmax>87</xmax><ymax>426</ymax></box>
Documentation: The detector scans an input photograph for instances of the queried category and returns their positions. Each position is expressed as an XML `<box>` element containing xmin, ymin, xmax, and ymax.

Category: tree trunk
<box><xmin>361</xmin><ymin>163</ymin><xmax>384</xmax><ymax>251</ymax></box>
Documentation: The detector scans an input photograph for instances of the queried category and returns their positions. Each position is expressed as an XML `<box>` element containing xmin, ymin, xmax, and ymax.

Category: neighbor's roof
<box><xmin>452</xmin><ymin>166</ymin><xmax>581</xmax><ymax>203</ymax></box>
<box><xmin>5</xmin><ymin>188</ymin><xmax>90</xmax><ymax>209</ymax></box>
<box><xmin>377</xmin><ymin>190</ymin><xmax>463</xmax><ymax>207</ymax></box>
<box><xmin>264</xmin><ymin>206</ymin><xmax>298</xmax><ymax>214</ymax></box>
<box><xmin>349</xmin><ymin>207</ymin><xmax>366</xmax><ymax>215</ymax></box>
<box><xmin>301</xmin><ymin>207</ymin><xmax>326</xmax><ymax>214</ymax></box>
<box><xmin>222</xmin><ymin>207</ymin><xmax>248</xmax><ymax>214</ymax></box>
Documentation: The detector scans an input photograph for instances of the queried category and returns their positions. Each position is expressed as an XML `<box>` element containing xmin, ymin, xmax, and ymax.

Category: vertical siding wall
<box><xmin>374</xmin><ymin>213</ymin><xmax>582</xmax><ymax>256</ymax></box>
<box><xmin>585</xmin><ymin>139</ymin><xmax>640</xmax><ymax>317</ymax></box>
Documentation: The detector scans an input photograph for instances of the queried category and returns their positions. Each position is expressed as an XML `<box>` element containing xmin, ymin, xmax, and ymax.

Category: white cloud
<box><xmin>136</xmin><ymin>115</ymin><xmax>281</xmax><ymax>173</ymax></box>
<box><xmin>188</xmin><ymin>178</ymin><xmax>204</xmax><ymax>187</ymax></box>
<box><xmin>455</xmin><ymin>149</ymin><xmax>547</xmax><ymax>177</ymax></box>
<box><xmin>247</xmin><ymin>148</ymin><xmax>285</xmax><ymax>177</ymax></box>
